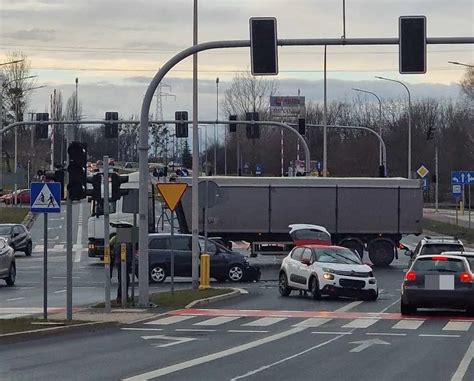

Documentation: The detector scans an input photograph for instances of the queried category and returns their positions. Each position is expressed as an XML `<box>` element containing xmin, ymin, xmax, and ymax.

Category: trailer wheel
<box><xmin>369</xmin><ymin>240</ymin><xmax>394</xmax><ymax>267</ymax></box>
<box><xmin>339</xmin><ymin>239</ymin><xmax>364</xmax><ymax>260</ymax></box>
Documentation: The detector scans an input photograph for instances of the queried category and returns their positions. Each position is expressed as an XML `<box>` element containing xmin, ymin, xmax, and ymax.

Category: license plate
<box><xmin>425</xmin><ymin>275</ymin><xmax>454</xmax><ymax>290</ymax></box>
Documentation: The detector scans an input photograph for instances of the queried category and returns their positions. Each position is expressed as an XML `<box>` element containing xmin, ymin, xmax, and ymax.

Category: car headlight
<box><xmin>323</xmin><ymin>272</ymin><xmax>335</xmax><ymax>280</ymax></box>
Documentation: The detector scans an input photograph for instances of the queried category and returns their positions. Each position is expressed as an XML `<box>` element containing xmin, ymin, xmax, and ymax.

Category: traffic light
<box><xmin>175</xmin><ymin>111</ymin><xmax>189</xmax><ymax>138</ymax></box>
<box><xmin>399</xmin><ymin>16</ymin><xmax>426</xmax><ymax>74</ymax></box>
<box><xmin>110</xmin><ymin>172</ymin><xmax>129</xmax><ymax>202</ymax></box>
<box><xmin>105</xmin><ymin>112</ymin><xmax>119</xmax><ymax>138</ymax></box>
<box><xmin>298</xmin><ymin>118</ymin><xmax>306</xmax><ymax>136</ymax></box>
<box><xmin>229</xmin><ymin>115</ymin><xmax>237</xmax><ymax>133</ymax></box>
<box><xmin>249</xmin><ymin>17</ymin><xmax>278</xmax><ymax>75</ymax></box>
<box><xmin>86</xmin><ymin>173</ymin><xmax>102</xmax><ymax>201</ymax></box>
<box><xmin>35</xmin><ymin>113</ymin><xmax>49</xmax><ymax>139</ymax></box>
<box><xmin>67</xmin><ymin>142</ymin><xmax>87</xmax><ymax>200</ymax></box>
<box><xmin>245</xmin><ymin>112</ymin><xmax>260</xmax><ymax>139</ymax></box>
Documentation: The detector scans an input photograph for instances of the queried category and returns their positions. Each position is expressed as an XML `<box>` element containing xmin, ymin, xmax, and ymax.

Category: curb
<box><xmin>0</xmin><ymin>321</ymin><xmax>110</xmax><ymax>341</ymax></box>
<box><xmin>185</xmin><ymin>287</ymin><xmax>248</xmax><ymax>309</ymax></box>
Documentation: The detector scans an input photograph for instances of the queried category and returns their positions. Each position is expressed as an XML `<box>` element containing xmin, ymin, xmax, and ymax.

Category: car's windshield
<box><xmin>421</xmin><ymin>244</ymin><xmax>463</xmax><ymax>255</ymax></box>
<box><xmin>0</xmin><ymin>226</ymin><xmax>12</xmax><ymax>235</ymax></box>
<box><xmin>314</xmin><ymin>247</ymin><xmax>362</xmax><ymax>264</ymax></box>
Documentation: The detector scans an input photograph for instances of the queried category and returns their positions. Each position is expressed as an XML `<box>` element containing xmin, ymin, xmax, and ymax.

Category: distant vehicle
<box><xmin>401</xmin><ymin>254</ymin><xmax>474</xmax><ymax>315</ymax></box>
<box><xmin>0</xmin><ymin>237</ymin><xmax>15</xmax><ymax>286</ymax></box>
<box><xmin>401</xmin><ymin>236</ymin><xmax>464</xmax><ymax>267</ymax></box>
<box><xmin>124</xmin><ymin>162</ymin><xmax>133</xmax><ymax>169</ymax></box>
<box><xmin>289</xmin><ymin>224</ymin><xmax>332</xmax><ymax>246</ymax></box>
<box><xmin>96</xmin><ymin>160</ymin><xmax>103</xmax><ymax>166</ymax></box>
<box><xmin>109</xmin><ymin>159</ymin><xmax>115</xmax><ymax>166</ymax></box>
<box><xmin>279</xmin><ymin>245</ymin><xmax>378</xmax><ymax>300</ymax></box>
<box><xmin>0</xmin><ymin>224</ymin><xmax>32</xmax><ymax>256</ymax></box>
<box><xmin>144</xmin><ymin>233</ymin><xmax>260</xmax><ymax>283</ymax></box>
<box><xmin>1</xmin><ymin>189</ymin><xmax>30</xmax><ymax>205</ymax></box>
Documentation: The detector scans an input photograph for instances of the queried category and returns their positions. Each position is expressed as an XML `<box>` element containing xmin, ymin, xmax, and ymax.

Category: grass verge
<box><xmin>92</xmin><ymin>288</ymin><xmax>234</xmax><ymax>309</ymax></box>
<box><xmin>423</xmin><ymin>218</ymin><xmax>474</xmax><ymax>244</ymax></box>
<box><xmin>0</xmin><ymin>319</ymin><xmax>83</xmax><ymax>335</ymax></box>
<box><xmin>0</xmin><ymin>207</ymin><xmax>29</xmax><ymax>223</ymax></box>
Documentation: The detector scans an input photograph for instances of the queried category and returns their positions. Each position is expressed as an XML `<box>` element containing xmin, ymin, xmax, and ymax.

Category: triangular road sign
<box><xmin>156</xmin><ymin>183</ymin><xmax>188</xmax><ymax>211</ymax></box>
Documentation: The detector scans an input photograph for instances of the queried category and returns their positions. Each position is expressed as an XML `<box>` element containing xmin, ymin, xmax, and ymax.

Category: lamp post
<box><xmin>375</xmin><ymin>76</ymin><xmax>412</xmax><ymax>179</ymax></box>
<box><xmin>352</xmin><ymin>88</ymin><xmax>384</xmax><ymax>174</ymax></box>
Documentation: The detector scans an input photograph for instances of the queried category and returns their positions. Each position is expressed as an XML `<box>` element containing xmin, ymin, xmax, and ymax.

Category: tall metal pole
<box><xmin>103</xmin><ymin>156</ymin><xmax>111</xmax><ymax>311</ymax></box>
<box><xmin>435</xmin><ymin>143</ymin><xmax>439</xmax><ymax>212</ymax></box>
<box><xmin>43</xmin><ymin>213</ymin><xmax>48</xmax><ymax>320</ymax></box>
<box><xmin>214</xmin><ymin>77</ymin><xmax>219</xmax><ymax>175</ymax></box>
<box><xmin>75</xmin><ymin>78</ymin><xmax>78</xmax><ymax>142</ymax></box>
<box><xmin>170</xmin><ymin>210</ymin><xmax>175</xmax><ymax>295</ymax></box>
<box><xmin>65</xmin><ymin>103</ymin><xmax>73</xmax><ymax>322</ymax></box>
<box><xmin>323</xmin><ymin>45</ymin><xmax>328</xmax><ymax>177</ymax></box>
<box><xmin>0</xmin><ymin>78</ymin><xmax>3</xmax><ymax>193</ymax></box>
<box><xmin>342</xmin><ymin>0</ymin><xmax>346</xmax><ymax>39</ymax></box>
<box><xmin>14</xmin><ymin>127</ymin><xmax>17</xmax><ymax>205</ymax></box>
<box><xmin>191</xmin><ymin>0</ymin><xmax>200</xmax><ymax>289</ymax></box>
<box><xmin>375</xmin><ymin>76</ymin><xmax>412</xmax><ymax>178</ymax></box>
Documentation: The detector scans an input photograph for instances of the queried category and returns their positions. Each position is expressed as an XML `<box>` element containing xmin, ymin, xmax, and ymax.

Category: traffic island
<box><xmin>0</xmin><ymin>207</ymin><xmax>29</xmax><ymax>224</ymax></box>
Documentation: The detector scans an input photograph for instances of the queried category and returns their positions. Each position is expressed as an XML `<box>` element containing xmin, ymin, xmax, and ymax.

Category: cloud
<box><xmin>4</xmin><ymin>28</ymin><xmax>56</xmax><ymax>42</ymax></box>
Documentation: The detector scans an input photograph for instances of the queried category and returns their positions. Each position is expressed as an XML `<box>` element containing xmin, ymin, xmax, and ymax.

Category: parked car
<box><xmin>1</xmin><ymin>189</ymin><xmax>30</xmax><ymax>205</ymax></box>
<box><xmin>0</xmin><ymin>237</ymin><xmax>16</xmax><ymax>286</ymax></box>
<box><xmin>401</xmin><ymin>254</ymin><xmax>474</xmax><ymax>315</ymax></box>
<box><xmin>0</xmin><ymin>224</ymin><xmax>32</xmax><ymax>256</ymax></box>
<box><xmin>279</xmin><ymin>244</ymin><xmax>378</xmax><ymax>300</ymax></box>
<box><xmin>144</xmin><ymin>233</ymin><xmax>260</xmax><ymax>283</ymax></box>
<box><xmin>401</xmin><ymin>236</ymin><xmax>464</xmax><ymax>267</ymax></box>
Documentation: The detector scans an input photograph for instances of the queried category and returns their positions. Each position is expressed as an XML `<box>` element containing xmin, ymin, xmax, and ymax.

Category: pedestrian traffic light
<box><xmin>249</xmin><ymin>17</ymin><xmax>278</xmax><ymax>75</ymax></box>
<box><xmin>67</xmin><ymin>141</ymin><xmax>87</xmax><ymax>200</ymax></box>
<box><xmin>110</xmin><ymin>172</ymin><xmax>129</xmax><ymax>202</ymax></box>
<box><xmin>399</xmin><ymin>16</ymin><xmax>426</xmax><ymax>74</ymax></box>
<box><xmin>86</xmin><ymin>173</ymin><xmax>102</xmax><ymax>201</ymax></box>
<box><xmin>105</xmin><ymin>112</ymin><xmax>119</xmax><ymax>138</ymax></box>
<box><xmin>175</xmin><ymin>111</ymin><xmax>189</xmax><ymax>138</ymax></box>
<box><xmin>298</xmin><ymin>118</ymin><xmax>306</xmax><ymax>136</ymax></box>
<box><xmin>229</xmin><ymin>115</ymin><xmax>237</xmax><ymax>133</ymax></box>
<box><xmin>245</xmin><ymin>112</ymin><xmax>260</xmax><ymax>139</ymax></box>
<box><xmin>35</xmin><ymin>113</ymin><xmax>49</xmax><ymax>139</ymax></box>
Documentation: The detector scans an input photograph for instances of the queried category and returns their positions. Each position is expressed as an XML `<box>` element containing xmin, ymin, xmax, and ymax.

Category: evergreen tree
<box><xmin>181</xmin><ymin>140</ymin><xmax>192</xmax><ymax>169</ymax></box>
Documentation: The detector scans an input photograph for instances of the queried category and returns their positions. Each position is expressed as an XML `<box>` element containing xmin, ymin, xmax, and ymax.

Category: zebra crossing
<box><xmin>141</xmin><ymin>309</ymin><xmax>474</xmax><ymax>334</ymax></box>
<box><xmin>32</xmin><ymin>243</ymin><xmax>85</xmax><ymax>253</ymax></box>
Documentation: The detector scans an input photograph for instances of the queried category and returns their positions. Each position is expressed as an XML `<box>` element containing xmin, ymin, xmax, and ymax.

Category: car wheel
<box><xmin>24</xmin><ymin>241</ymin><xmax>32</xmax><ymax>256</ymax></box>
<box><xmin>309</xmin><ymin>276</ymin><xmax>321</xmax><ymax>300</ymax></box>
<box><xmin>400</xmin><ymin>300</ymin><xmax>416</xmax><ymax>315</ymax></box>
<box><xmin>365</xmin><ymin>289</ymin><xmax>378</xmax><ymax>301</ymax></box>
<box><xmin>5</xmin><ymin>263</ymin><xmax>16</xmax><ymax>286</ymax></box>
<box><xmin>228</xmin><ymin>264</ymin><xmax>245</xmax><ymax>282</ymax></box>
<box><xmin>149</xmin><ymin>264</ymin><xmax>167</xmax><ymax>283</ymax></box>
<box><xmin>279</xmin><ymin>272</ymin><xmax>291</xmax><ymax>297</ymax></box>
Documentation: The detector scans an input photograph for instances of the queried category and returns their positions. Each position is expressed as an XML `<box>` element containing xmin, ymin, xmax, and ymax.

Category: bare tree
<box><xmin>65</xmin><ymin>91</ymin><xmax>83</xmax><ymax>141</ymax></box>
<box><xmin>460</xmin><ymin>67</ymin><xmax>474</xmax><ymax>101</ymax></box>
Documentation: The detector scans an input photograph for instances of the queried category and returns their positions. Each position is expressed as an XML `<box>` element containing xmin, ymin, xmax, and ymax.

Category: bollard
<box><xmin>120</xmin><ymin>243</ymin><xmax>127</xmax><ymax>308</ymax></box>
<box><xmin>199</xmin><ymin>254</ymin><xmax>210</xmax><ymax>290</ymax></box>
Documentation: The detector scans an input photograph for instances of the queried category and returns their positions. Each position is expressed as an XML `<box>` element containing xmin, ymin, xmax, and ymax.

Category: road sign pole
<box><xmin>120</xmin><ymin>243</ymin><xmax>126</xmax><ymax>308</ymax></box>
<box><xmin>131</xmin><ymin>213</ymin><xmax>137</xmax><ymax>305</ymax></box>
<box><xmin>103</xmin><ymin>156</ymin><xmax>111</xmax><ymax>311</ymax></box>
<box><xmin>170</xmin><ymin>210</ymin><xmax>175</xmax><ymax>295</ymax></box>
<box><xmin>469</xmin><ymin>185</ymin><xmax>471</xmax><ymax>229</ymax></box>
<box><xmin>43</xmin><ymin>213</ymin><xmax>48</xmax><ymax>320</ymax></box>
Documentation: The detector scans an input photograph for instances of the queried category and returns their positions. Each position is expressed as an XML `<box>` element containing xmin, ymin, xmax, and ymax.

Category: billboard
<box><xmin>270</xmin><ymin>96</ymin><xmax>305</xmax><ymax>118</ymax></box>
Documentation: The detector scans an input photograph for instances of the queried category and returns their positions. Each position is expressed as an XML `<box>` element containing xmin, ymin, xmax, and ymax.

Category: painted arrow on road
<box><xmin>141</xmin><ymin>334</ymin><xmax>197</xmax><ymax>348</ymax></box>
<box><xmin>349</xmin><ymin>338</ymin><xmax>391</xmax><ymax>353</ymax></box>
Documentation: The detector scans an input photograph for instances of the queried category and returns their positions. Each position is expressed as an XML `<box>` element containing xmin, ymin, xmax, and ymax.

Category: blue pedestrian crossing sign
<box><xmin>30</xmin><ymin>182</ymin><xmax>61</xmax><ymax>213</ymax></box>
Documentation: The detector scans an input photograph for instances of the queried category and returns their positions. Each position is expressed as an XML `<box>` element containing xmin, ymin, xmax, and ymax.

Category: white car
<box><xmin>279</xmin><ymin>244</ymin><xmax>378</xmax><ymax>300</ymax></box>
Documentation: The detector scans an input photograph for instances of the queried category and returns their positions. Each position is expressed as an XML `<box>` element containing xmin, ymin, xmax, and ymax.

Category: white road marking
<box><xmin>74</xmin><ymin>205</ymin><xmax>83</xmax><ymax>263</ymax></box>
<box><xmin>451</xmin><ymin>340</ymin><xmax>474</xmax><ymax>381</ymax></box>
<box><xmin>50</xmin><ymin>218</ymin><xmax>64</xmax><ymax>221</ymax></box>
<box><xmin>335</xmin><ymin>301</ymin><xmax>363</xmax><ymax>312</ymax></box>
<box><xmin>54</xmin><ymin>289</ymin><xmax>67</xmax><ymax>294</ymax></box>
<box><xmin>145</xmin><ymin>315</ymin><xmax>196</xmax><ymax>325</ymax></box>
<box><xmin>6</xmin><ymin>297</ymin><xmax>24</xmax><ymax>301</ymax></box>
<box><xmin>242</xmin><ymin>317</ymin><xmax>286</xmax><ymax>327</ymax></box>
<box><xmin>379</xmin><ymin>298</ymin><xmax>401</xmax><ymax>313</ymax></box>
<box><xmin>123</xmin><ymin>327</ymin><xmax>306</xmax><ymax>381</ymax></box>
<box><xmin>227</xmin><ymin>330</ymin><xmax>269</xmax><ymax>333</ymax></box>
<box><xmin>294</xmin><ymin>318</ymin><xmax>332</xmax><ymax>327</ymax></box>
<box><xmin>176</xmin><ymin>329</ymin><xmax>216</xmax><ymax>332</ymax></box>
<box><xmin>230</xmin><ymin>333</ymin><xmax>344</xmax><ymax>381</ymax></box>
<box><xmin>53</xmin><ymin>244</ymin><xmax>64</xmax><ymax>250</ymax></box>
<box><xmin>342</xmin><ymin>319</ymin><xmax>379</xmax><ymax>329</ymax></box>
<box><xmin>194</xmin><ymin>316</ymin><xmax>240</xmax><ymax>326</ymax></box>
<box><xmin>33</xmin><ymin>245</ymin><xmax>44</xmax><ymax>252</ymax></box>
<box><xmin>419</xmin><ymin>334</ymin><xmax>460</xmax><ymax>338</ymax></box>
<box><xmin>121</xmin><ymin>328</ymin><xmax>164</xmax><ymax>332</ymax></box>
<box><xmin>443</xmin><ymin>321</ymin><xmax>472</xmax><ymax>331</ymax></box>
<box><xmin>311</xmin><ymin>331</ymin><xmax>352</xmax><ymax>335</ymax></box>
<box><xmin>48</xmin><ymin>225</ymin><xmax>62</xmax><ymax>229</ymax></box>
<box><xmin>392</xmin><ymin>320</ymin><xmax>424</xmax><ymax>330</ymax></box>
<box><xmin>141</xmin><ymin>334</ymin><xmax>197</xmax><ymax>348</ymax></box>
<box><xmin>52</xmin><ymin>276</ymin><xmax>80</xmax><ymax>279</ymax></box>
<box><xmin>349</xmin><ymin>338</ymin><xmax>390</xmax><ymax>353</ymax></box>
<box><xmin>366</xmin><ymin>332</ymin><xmax>407</xmax><ymax>336</ymax></box>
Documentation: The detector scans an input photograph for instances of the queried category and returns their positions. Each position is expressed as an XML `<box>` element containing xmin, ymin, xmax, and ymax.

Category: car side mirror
<box><xmin>404</xmin><ymin>250</ymin><xmax>414</xmax><ymax>257</ymax></box>
<box><xmin>301</xmin><ymin>259</ymin><xmax>311</xmax><ymax>266</ymax></box>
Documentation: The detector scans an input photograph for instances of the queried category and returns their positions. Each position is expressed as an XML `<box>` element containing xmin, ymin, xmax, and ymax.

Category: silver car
<box><xmin>0</xmin><ymin>237</ymin><xmax>16</xmax><ymax>286</ymax></box>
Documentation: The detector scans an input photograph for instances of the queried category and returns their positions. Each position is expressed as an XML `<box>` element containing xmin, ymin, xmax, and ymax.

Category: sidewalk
<box><xmin>424</xmin><ymin>208</ymin><xmax>474</xmax><ymax>230</ymax></box>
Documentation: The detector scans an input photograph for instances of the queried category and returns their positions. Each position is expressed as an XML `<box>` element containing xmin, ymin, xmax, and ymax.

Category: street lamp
<box><xmin>375</xmin><ymin>76</ymin><xmax>412</xmax><ymax>179</ymax></box>
<box><xmin>448</xmin><ymin>61</ymin><xmax>474</xmax><ymax>68</ymax></box>
<box><xmin>352</xmin><ymin>88</ymin><xmax>384</xmax><ymax>174</ymax></box>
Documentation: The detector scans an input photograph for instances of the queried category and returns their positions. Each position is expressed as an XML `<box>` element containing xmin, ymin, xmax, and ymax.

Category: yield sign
<box><xmin>156</xmin><ymin>182</ymin><xmax>188</xmax><ymax>211</ymax></box>
<box><xmin>417</xmin><ymin>165</ymin><xmax>429</xmax><ymax>178</ymax></box>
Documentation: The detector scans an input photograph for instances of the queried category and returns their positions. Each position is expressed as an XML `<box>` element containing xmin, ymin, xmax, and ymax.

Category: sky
<box><xmin>0</xmin><ymin>0</ymin><xmax>472</xmax><ymax>121</ymax></box>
